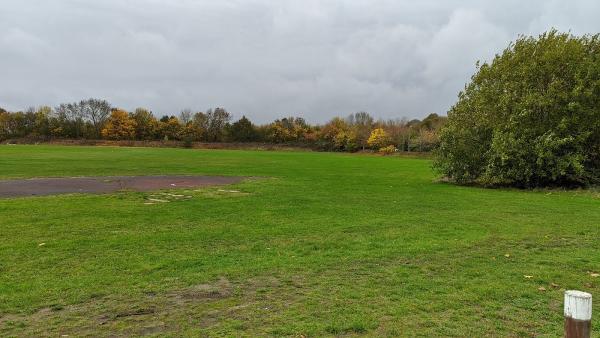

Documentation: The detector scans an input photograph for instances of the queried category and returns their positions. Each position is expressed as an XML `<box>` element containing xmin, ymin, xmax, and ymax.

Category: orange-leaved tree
<box><xmin>101</xmin><ymin>109</ymin><xmax>137</xmax><ymax>140</ymax></box>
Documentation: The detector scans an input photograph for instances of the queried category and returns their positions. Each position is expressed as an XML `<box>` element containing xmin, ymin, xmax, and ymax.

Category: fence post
<box><xmin>564</xmin><ymin>290</ymin><xmax>592</xmax><ymax>338</ymax></box>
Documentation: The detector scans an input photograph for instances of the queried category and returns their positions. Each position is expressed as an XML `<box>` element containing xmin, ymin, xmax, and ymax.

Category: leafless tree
<box><xmin>80</xmin><ymin>99</ymin><xmax>111</xmax><ymax>138</ymax></box>
<box><xmin>179</xmin><ymin>109</ymin><xmax>192</xmax><ymax>125</ymax></box>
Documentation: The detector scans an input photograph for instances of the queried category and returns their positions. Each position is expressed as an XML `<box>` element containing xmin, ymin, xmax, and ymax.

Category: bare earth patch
<box><xmin>0</xmin><ymin>175</ymin><xmax>245</xmax><ymax>198</ymax></box>
<box><xmin>0</xmin><ymin>276</ymin><xmax>297</xmax><ymax>337</ymax></box>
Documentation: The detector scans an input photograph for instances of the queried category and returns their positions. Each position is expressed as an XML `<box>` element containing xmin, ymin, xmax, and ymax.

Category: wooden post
<box><xmin>564</xmin><ymin>290</ymin><xmax>592</xmax><ymax>338</ymax></box>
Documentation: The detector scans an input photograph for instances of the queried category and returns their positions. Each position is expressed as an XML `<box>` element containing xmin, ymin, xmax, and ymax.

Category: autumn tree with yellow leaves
<box><xmin>101</xmin><ymin>109</ymin><xmax>137</xmax><ymax>140</ymax></box>
<box><xmin>367</xmin><ymin>128</ymin><xmax>391</xmax><ymax>149</ymax></box>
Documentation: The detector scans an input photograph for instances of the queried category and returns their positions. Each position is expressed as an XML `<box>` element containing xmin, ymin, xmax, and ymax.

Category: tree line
<box><xmin>0</xmin><ymin>100</ymin><xmax>446</xmax><ymax>153</ymax></box>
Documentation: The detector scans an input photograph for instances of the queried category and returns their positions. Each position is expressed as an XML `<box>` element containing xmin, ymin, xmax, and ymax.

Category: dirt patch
<box><xmin>0</xmin><ymin>275</ymin><xmax>310</xmax><ymax>336</ymax></box>
<box><xmin>0</xmin><ymin>175</ymin><xmax>245</xmax><ymax>198</ymax></box>
<box><xmin>170</xmin><ymin>278</ymin><xmax>234</xmax><ymax>304</ymax></box>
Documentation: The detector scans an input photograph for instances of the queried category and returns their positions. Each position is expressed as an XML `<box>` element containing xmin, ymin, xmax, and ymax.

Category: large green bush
<box><xmin>434</xmin><ymin>30</ymin><xmax>600</xmax><ymax>187</ymax></box>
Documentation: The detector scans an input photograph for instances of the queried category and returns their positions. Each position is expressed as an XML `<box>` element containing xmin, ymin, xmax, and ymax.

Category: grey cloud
<box><xmin>1</xmin><ymin>0</ymin><xmax>598</xmax><ymax>123</ymax></box>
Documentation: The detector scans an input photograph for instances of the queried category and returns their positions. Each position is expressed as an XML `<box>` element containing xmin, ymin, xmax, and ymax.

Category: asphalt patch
<box><xmin>0</xmin><ymin>175</ymin><xmax>245</xmax><ymax>198</ymax></box>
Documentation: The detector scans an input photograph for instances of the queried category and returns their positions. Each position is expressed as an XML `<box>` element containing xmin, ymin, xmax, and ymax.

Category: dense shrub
<box><xmin>378</xmin><ymin>145</ymin><xmax>397</xmax><ymax>155</ymax></box>
<box><xmin>434</xmin><ymin>30</ymin><xmax>600</xmax><ymax>187</ymax></box>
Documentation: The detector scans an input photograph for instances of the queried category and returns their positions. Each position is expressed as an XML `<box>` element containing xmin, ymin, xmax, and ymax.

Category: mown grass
<box><xmin>0</xmin><ymin>145</ymin><xmax>598</xmax><ymax>337</ymax></box>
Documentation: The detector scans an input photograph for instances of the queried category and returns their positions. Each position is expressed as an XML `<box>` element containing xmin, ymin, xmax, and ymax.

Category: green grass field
<box><xmin>0</xmin><ymin>145</ymin><xmax>598</xmax><ymax>337</ymax></box>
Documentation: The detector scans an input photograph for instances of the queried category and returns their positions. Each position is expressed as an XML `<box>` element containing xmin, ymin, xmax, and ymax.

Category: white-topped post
<box><xmin>564</xmin><ymin>290</ymin><xmax>592</xmax><ymax>338</ymax></box>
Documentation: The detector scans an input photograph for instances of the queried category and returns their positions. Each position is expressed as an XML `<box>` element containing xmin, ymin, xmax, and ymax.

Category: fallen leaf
<box><xmin>590</xmin><ymin>273</ymin><xmax>599</xmax><ymax>278</ymax></box>
<box><xmin>524</xmin><ymin>275</ymin><xmax>533</xmax><ymax>279</ymax></box>
<box><xmin>538</xmin><ymin>287</ymin><xmax>546</xmax><ymax>292</ymax></box>
<box><xmin>550</xmin><ymin>283</ymin><xmax>560</xmax><ymax>288</ymax></box>
<box><xmin>504</xmin><ymin>254</ymin><xmax>510</xmax><ymax>258</ymax></box>
<box><xmin>38</xmin><ymin>243</ymin><xmax>46</xmax><ymax>247</ymax></box>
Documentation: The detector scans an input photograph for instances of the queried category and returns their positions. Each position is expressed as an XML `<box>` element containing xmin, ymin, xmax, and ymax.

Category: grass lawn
<box><xmin>0</xmin><ymin>145</ymin><xmax>598</xmax><ymax>337</ymax></box>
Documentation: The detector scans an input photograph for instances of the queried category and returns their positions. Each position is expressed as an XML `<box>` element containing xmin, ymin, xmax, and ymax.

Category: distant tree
<box><xmin>22</xmin><ymin>107</ymin><xmax>38</xmax><ymax>137</ymax></box>
<box><xmin>101</xmin><ymin>109</ymin><xmax>137</xmax><ymax>140</ymax></box>
<box><xmin>319</xmin><ymin>117</ymin><xmax>357</xmax><ymax>151</ymax></box>
<box><xmin>185</xmin><ymin>112</ymin><xmax>207</xmax><ymax>141</ymax></box>
<box><xmin>132</xmin><ymin>108</ymin><xmax>159</xmax><ymax>140</ymax></box>
<box><xmin>434</xmin><ymin>30</ymin><xmax>600</xmax><ymax>187</ymax></box>
<box><xmin>49</xmin><ymin>105</ymin><xmax>75</xmax><ymax>138</ymax></box>
<box><xmin>54</xmin><ymin>99</ymin><xmax>110</xmax><ymax>138</ymax></box>
<box><xmin>178</xmin><ymin>111</ymin><xmax>205</xmax><ymax>145</ymax></box>
<box><xmin>347</xmin><ymin>112</ymin><xmax>374</xmax><ymax>149</ymax></box>
<box><xmin>377</xmin><ymin>114</ymin><xmax>445</xmax><ymax>152</ymax></box>
<box><xmin>414</xmin><ymin>128</ymin><xmax>439</xmax><ymax>152</ymax></box>
<box><xmin>179</xmin><ymin>123</ymin><xmax>202</xmax><ymax>145</ymax></box>
<box><xmin>4</xmin><ymin>110</ymin><xmax>36</xmax><ymax>138</ymax></box>
<box><xmin>418</xmin><ymin>113</ymin><xmax>447</xmax><ymax>131</ymax></box>
<box><xmin>204</xmin><ymin>108</ymin><xmax>231</xmax><ymax>142</ymax></box>
<box><xmin>32</xmin><ymin>106</ymin><xmax>51</xmax><ymax>138</ymax></box>
<box><xmin>191</xmin><ymin>112</ymin><xmax>207</xmax><ymax>134</ymax></box>
<box><xmin>367</xmin><ymin>128</ymin><xmax>391</xmax><ymax>149</ymax></box>
<box><xmin>333</xmin><ymin>129</ymin><xmax>357</xmax><ymax>151</ymax></box>
<box><xmin>406</xmin><ymin>119</ymin><xmax>421</xmax><ymax>127</ymax></box>
<box><xmin>266</xmin><ymin>116</ymin><xmax>310</xmax><ymax>143</ymax></box>
<box><xmin>381</xmin><ymin>118</ymin><xmax>410</xmax><ymax>151</ymax></box>
<box><xmin>179</xmin><ymin>109</ymin><xmax>193</xmax><ymax>125</ymax></box>
<box><xmin>158</xmin><ymin>116</ymin><xmax>182</xmax><ymax>140</ymax></box>
<box><xmin>0</xmin><ymin>110</ymin><xmax>9</xmax><ymax>140</ymax></box>
<box><xmin>265</xmin><ymin>120</ymin><xmax>290</xmax><ymax>143</ymax></box>
<box><xmin>228</xmin><ymin>116</ymin><xmax>258</xmax><ymax>142</ymax></box>
<box><xmin>55</xmin><ymin>103</ymin><xmax>83</xmax><ymax>138</ymax></box>
<box><xmin>81</xmin><ymin>99</ymin><xmax>111</xmax><ymax>138</ymax></box>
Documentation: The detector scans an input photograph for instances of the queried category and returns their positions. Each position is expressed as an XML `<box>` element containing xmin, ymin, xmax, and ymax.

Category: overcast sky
<box><xmin>1</xmin><ymin>1</ymin><xmax>599</xmax><ymax>123</ymax></box>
